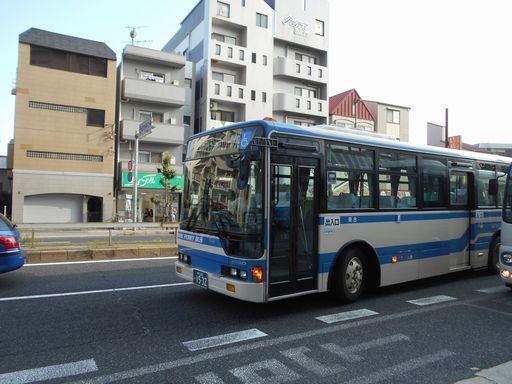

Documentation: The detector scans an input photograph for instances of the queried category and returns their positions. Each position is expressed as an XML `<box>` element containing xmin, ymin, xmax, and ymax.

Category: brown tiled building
<box><xmin>11</xmin><ymin>28</ymin><xmax>117</xmax><ymax>223</ymax></box>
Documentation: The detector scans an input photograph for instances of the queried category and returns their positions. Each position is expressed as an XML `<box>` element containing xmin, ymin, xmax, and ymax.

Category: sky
<box><xmin>1</xmin><ymin>0</ymin><xmax>511</xmax><ymax>155</ymax></box>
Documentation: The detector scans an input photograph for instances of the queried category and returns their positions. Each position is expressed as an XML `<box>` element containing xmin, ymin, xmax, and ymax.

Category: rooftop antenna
<box><xmin>125</xmin><ymin>26</ymin><xmax>152</xmax><ymax>46</ymax></box>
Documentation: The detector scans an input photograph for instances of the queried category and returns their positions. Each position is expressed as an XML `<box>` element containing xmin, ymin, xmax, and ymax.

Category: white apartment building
<box><xmin>162</xmin><ymin>0</ymin><xmax>329</xmax><ymax>133</ymax></box>
<box><xmin>116</xmin><ymin>45</ymin><xmax>194</xmax><ymax>221</ymax></box>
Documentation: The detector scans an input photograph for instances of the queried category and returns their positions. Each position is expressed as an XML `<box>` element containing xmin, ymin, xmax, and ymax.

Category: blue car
<box><xmin>0</xmin><ymin>213</ymin><xmax>25</xmax><ymax>273</ymax></box>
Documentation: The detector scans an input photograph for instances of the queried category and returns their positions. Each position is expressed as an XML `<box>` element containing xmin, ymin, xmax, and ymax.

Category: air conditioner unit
<box><xmin>210</xmin><ymin>101</ymin><xmax>218</xmax><ymax>110</ymax></box>
<box><xmin>171</xmin><ymin>80</ymin><xmax>180</xmax><ymax>86</ymax></box>
<box><xmin>170</xmin><ymin>117</ymin><xmax>177</xmax><ymax>125</ymax></box>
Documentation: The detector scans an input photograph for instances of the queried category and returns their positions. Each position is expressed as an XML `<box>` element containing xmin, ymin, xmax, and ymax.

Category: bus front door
<box><xmin>269</xmin><ymin>156</ymin><xmax>319</xmax><ymax>298</ymax></box>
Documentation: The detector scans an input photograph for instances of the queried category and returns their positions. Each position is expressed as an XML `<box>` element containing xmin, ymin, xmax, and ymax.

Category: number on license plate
<box><xmin>193</xmin><ymin>270</ymin><xmax>208</xmax><ymax>288</ymax></box>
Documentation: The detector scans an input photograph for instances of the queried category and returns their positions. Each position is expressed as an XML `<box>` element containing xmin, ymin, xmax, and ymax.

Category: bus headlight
<box><xmin>501</xmin><ymin>253</ymin><xmax>512</xmax><ymax>266</ymax></box>
<box><xmin>501</xmin><ymin>269</ymin><xmax>511</xmax><ymax>279</ymax></box>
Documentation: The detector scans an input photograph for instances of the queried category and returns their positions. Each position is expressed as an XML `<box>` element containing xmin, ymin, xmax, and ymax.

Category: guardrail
<box><xmin>17</xmin><ymin>222</ymin><xmax>180</xmax><ymax>248</ymax></box>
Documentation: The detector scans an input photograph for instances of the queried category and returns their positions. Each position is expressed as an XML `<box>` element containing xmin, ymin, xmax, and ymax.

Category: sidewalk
<box><xmin>454</xmin><ymin>361</ymin><xmax>512</xmax><ymax>383</ymax></box>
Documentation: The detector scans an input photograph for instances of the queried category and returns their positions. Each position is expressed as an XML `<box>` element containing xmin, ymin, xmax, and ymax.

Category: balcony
<box><xmin>210</xmin><ymin>41</ymin><xmax>247</xmax><ymax>68</ymax></box>
<box><xmin>122</xmin><ymin>78</ymin><xmax>185</xmax><ymax>107</ymax></box>
<box><xmin>273</xmin><ymin>93</ymin><xmax>327</xmax><ymax>118</ymax></box>
<box><xmin>120</xmin><ymin>119</ymin><xmax>185</xmax><ymax>144</ymax></box>
<box><xmin>273</xmin><ymin>56</ymin><xmax>327</xmax><ymax>85</ymax></box>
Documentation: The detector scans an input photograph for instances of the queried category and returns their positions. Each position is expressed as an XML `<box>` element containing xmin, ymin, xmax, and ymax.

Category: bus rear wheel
<box><xmin>332</xmin><ymin>248</ymin><xmax>367</xmax><ymax>303</ymax></box>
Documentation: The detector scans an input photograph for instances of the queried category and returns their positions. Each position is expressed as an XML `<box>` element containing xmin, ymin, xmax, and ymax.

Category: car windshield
<box><xmin>181</xmin><ymin>153</ymin><xmax>264</xmax><ymax>259</ymax></box>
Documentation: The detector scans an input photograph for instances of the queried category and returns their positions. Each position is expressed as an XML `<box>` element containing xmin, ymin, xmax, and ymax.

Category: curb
<box><xmin>25</xmin><ymin>244</ymin><xmax>178</xmax><ymax>263</ymax></box>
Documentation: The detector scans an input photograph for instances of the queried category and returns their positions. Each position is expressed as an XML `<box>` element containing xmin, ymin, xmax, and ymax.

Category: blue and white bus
<box><xmin>499</xmin><ymin>164</ymin><xmax>512</xmax><ymax>288</ymax></box>
<box><xmin>175</xmin><ymin>120</ymin><xmax>510</xmax><ymax>302</ymax></box>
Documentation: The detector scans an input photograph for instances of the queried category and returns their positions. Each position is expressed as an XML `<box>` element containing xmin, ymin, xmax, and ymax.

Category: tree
<box><xmin>159</xmin><ymin>153</ymin><xmax>177</xmax><ymax>221</ymax></box>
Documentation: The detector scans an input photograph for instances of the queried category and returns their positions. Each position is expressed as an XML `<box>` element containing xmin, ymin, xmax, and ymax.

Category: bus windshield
<box><xmin>181</xmin><ymin>129</ymin><xmax>264</xmax><ymax>259</ymax></box>
<box><xmin>505</xmin><ymin>167</ymin><xmax>512</xmax><ymax>223</ymax></box>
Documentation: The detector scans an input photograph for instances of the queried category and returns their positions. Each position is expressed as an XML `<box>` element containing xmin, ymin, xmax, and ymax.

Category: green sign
<box><xmin>122</xmin><ymin>172</ymin><xmax>183</xmax><ymax>190</ymax></box>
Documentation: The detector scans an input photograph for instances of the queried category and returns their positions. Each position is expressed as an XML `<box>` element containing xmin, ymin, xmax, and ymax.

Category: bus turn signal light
<box><xmin>252</xmin><ymin>266</ymin><xmax>263</xmax><ymax>283</ymax></box>
<box><xmin>391</xmin><ymin>257</ymin><xmax>398</xmax><ymax>263</ymax></box>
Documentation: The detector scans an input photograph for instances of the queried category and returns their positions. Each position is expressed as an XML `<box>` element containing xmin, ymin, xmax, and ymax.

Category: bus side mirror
<box><xmin>488</xmin><ymin>178</ymin><xmax>498</xmax><ymax>196</ymax></box>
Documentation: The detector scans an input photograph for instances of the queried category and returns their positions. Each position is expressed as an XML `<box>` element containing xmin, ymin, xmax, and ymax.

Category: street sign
<box><xmin>138</xmin><ymin>117</ymin><xmax>153</xmax><ymax>138</ymax></box>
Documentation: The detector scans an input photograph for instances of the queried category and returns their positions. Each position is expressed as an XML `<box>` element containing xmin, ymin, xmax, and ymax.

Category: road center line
<box><xmin>25</xmin><ymin>256</ymin><xmax>177</xmax><ymax>266</ymax></box>
<box><xmin>0</xmin><ymin>359</ymin><xmax>98</xmax><ymax>384</ymax></box>
<box><xmin>183</xmin><ymin>329</ymin><xmax>268</xmax><ymax>351</ymax></box>
<box><xmin>0</xmin><ymin>283</ymin><xmax>192</xmax><ymax>302</ymax></box>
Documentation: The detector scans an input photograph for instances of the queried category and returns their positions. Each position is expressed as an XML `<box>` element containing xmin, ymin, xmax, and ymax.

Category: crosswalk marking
<box><xmin>406</xmin><ymin>295</ymin><xmax>456</xmax><ymax>306</ymax></box>
<box><xmin>315</xmin><ymin>309</ymin><xmax>379</xmax><ymax>324</ymax></box>
<box><xmin>0</xmin><ymin>359</ymin><xmax>97</xmax><ymax>384</ymax></box>
<box><xmin>476</xmin><ymin>286</ymin><xmax>509</xmax><ymax>294</ymax></box>
<box><xmin>183</xmin><ymin>329</ymin><xmax>268</xmax><ymax>352</ymax></box>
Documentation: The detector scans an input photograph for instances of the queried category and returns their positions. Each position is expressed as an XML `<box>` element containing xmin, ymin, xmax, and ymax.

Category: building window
<box><xmin>27</xmin><ymin>150</ymin><xmax>103</xmax><ymax>162</ymax></box>
<box><xmin>387</xmin><ymin>109</ymin><xmax>400</xmax><ymax>124</ymax></box>
<box><xmin>138</xmin><ymin>151</ymin><xmax>151</xmax><ymax>163</ymax></box>
<box><xmin>242</xmin><ymin>0</ymin><xmax>246</xmax><ymax>6</ymax></box>
<box><xmin>294</xmin><ymin>87</ymin><xmax>302</xmax><ymax>96</ymax></box>
<box><xmin>140</xmin><ymin>111</ymin><xmax>163</xmax><ymax>123</ymax></box>
<box><xmin>30</xmin><ymin>45</ymin><xmax>108</xmax><ymax>77</ymax></box>
<box><xmin>215</xmin><ymin>44</ymin><xmax>221</xmax><ymax>55</ymax></box>
<box><xmin>239</xmin><ymin>88</ymin><xmax>244</xmax><ymax>98</ymax></box>
<box><xmin>214</xmin><ymin>83</ymin><xmax>220</xmax><ymax>95</ymax></box>
<box><xmin>86</xmin><ymin>108</ymin><xmax>105</xmax><ymax>127</ymax></box>
<box><xmin>217</xmin><ymin>1</ymin><xmax>230</xmax><ymax>17</ymax></box>
<box><xmin>256</xmin><ymin>13</ymin><xmax>268</xmax><ymax>28</ymax></box>
<box><xmin>307</xmin><ymin>66</ymin><xmax>312</xmax><ymax>75</ymax></box>
<box><xmin>318</xmin><ymin>103</ymin><xmax>322</xmax><ymax>112</ymax></box>
<box><xmin>296</xmin><ymin>63</ymin><xmax>300</xmax><ymax>73</ymax></box>
<box><xmin>262</xmin><ymin>92</ymin><xmax>267</xmax><ymax>102</ymax></box>
<box><xmin>252</xmin><ymin>53</ymin><xmax>257</xmax><ymax>63</ymax></box>
<box><xmin>263</xmin><ymin>55</ymin><xmax>268</xmax><ymax>66</ymax></box>
<box><xmin>227</xmin><ymin>85</ymin><xmax>232</xmax><ymax>97</ymax></box>
<box><xmin>307</xmin><ymin>101</ymin><xmax>311</xmax><ymax>110</ymax></box>
<box><xmin>315</xmin><ymin>20</ymin><xmax>325</xmax><ymax>36</ymax></box>
<box><xmin>296</xmin><ymin>99</ymin><xmax>300</xmax><ymax>108</ymax></box>
<box><xmin>212</xmin><ymin>33</ymin><xmax>237</xmax><ymax>45</ymax></box>
<box><xmin>212</xmin><ymin>71</ymin><xmax>235</xmax><ymax>83</ymax></box>
<box><xmin>251</xmin><ymin>90</ymin><xmax>256</xmax><ymax>101</ymax></box>
<box><xmin>228</xmin><ymin>47</ymin><xmax>233</xmax><ymax>58</ymax></box>
<box><xmin>211</xmin><ymin>110</ymin><xmax>235</xmax><ymax>122</ymax></box>
<box><xmin>185</xmin><ymin>78</ymin><xmax>192</xmax><ymax>88</ymax></box>
<box><xmin>318</xmin><ymin>69</ymin><xmax>323</xmax><ymax>78</ymax></box>
<box><xmin>184</xmin><ymin>116</ymin><xmax>191</xmax><ymax>125</ymax></box>
<box><xmin>239</xmin><ymin>50</ymin><xmax>244</xmax><ymax>61</ymax></box>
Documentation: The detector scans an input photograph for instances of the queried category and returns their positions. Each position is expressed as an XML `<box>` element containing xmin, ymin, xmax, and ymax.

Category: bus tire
<box><xmin>332</xmin><ymin>248</ymin><xmax>367</xmax><ymax>303</ymax></box>
<box><xmin>488</xmin><ymin>236</ymin><xmax>500</xmax><ymax>274</ymax></box>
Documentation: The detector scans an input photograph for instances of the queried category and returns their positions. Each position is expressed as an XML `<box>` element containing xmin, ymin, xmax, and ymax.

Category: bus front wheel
<box><xmin>332</xmin><ymin>248</ymin><xmax>367</xmax><ymax>303</ymax></box>
<box><xmin>488</xmin><ymin>236</ymin><xmax>500</xmax><ymax>274</ymax></box>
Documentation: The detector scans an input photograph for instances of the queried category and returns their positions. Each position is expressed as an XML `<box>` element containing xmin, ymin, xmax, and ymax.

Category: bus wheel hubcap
<box><xmin>345</xmin><ymin>257</ymin><xmax>363</xmax><ymax>293</ymax></box>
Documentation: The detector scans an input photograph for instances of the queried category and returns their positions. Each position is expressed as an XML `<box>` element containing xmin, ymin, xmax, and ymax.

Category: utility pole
<box><xmin>445</xmin><ymin>108</ymin><xmax>449</xmax><ymax>148</ymax></box>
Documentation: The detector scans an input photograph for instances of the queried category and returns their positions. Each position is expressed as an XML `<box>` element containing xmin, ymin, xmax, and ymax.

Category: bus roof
<box><xmin>190</xmin><ymin>120</ymin><xmax>512</xmax><ymax>165</ymax></box>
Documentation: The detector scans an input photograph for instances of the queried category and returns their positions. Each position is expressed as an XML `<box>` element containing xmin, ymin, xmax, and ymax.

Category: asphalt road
<box><xmin>1</xmin><ymin>258</ymin><xmax>511</xmax><ymax>384</ymax></box>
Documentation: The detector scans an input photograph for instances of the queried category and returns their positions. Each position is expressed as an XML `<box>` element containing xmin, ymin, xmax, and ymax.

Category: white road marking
<box><xmin>0</xmin><ymin>359</ymin><xmax>98</xmax><ymax>384</ymax></box>
<box><xmin>344</xmin><ymin>350</ymin><xmax>455</xmax><ymax>384</ymax></box>
<box><xmin>25</xmin><ymin>256</ymin><xmax>177</xmax><ymax>266</ymax></box>
<box><xmin>406</xmin><ymin>295</ymin><xmax>456</xmax><ymax>306</ymax></box>
<box><xmin>322</xmin><ymin>334</ymin><xmax>410</xmax><ymax>362</ymax></box>
<box><xmin>476</xmin><ymin>286</ymin><xmax>509</xmax><ymax>294</ymax></box>
<box><xmin>0</xmin><ymin>282</ymin><xmax>192</xmax><ymax>302</ymax></box>
<box><xmin>315</xmin><ymin>309</ymin><xmax>379</xmax><ymax>324</ymax></box>
<box><xmin>183</xmin><ymin>329</ymin><xmax>268</xmax><ymax>352</ymax></box>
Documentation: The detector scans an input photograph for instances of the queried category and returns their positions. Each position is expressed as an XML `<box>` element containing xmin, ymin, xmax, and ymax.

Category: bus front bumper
<box><xmin>175</xmin><ymin>261</ymin><xmax>266</xmax><ymax>303</ymax></box>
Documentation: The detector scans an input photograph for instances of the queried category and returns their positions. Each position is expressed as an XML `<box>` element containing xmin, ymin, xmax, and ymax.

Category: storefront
<box><xmin>117</xmin><ymin>171</ymin><xmax>184</xmax><ymax>222</ymax></box>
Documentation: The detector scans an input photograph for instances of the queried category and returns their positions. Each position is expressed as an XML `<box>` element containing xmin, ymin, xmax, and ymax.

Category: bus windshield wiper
<box><xmin>185</xmin><ymin>206</ymin><xmax>200</xmax><ymax>230</ymax></box>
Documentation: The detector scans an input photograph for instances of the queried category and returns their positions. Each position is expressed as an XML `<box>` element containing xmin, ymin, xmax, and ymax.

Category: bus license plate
<box><xmin>193</xmin><ymin>270</ymin><xmax>208</xmax><ymax>288</ymax></box>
